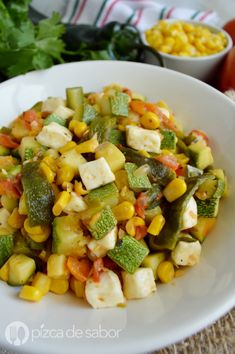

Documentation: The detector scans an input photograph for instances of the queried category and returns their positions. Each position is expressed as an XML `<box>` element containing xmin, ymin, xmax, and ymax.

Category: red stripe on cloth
<box><xmin>100</xmin><ymin>0</ymin><xmax>148</xmax><ymax>27</ymax></box>
<box><xmin>133</xmin><ymin>8</ymin><xmax>144</xmax><ymax>26</ymax></box>
<box><xmin>165</xmin><ymin>7</ymin><xmax>175</xmax><ymax>19</ymax></box>
<box><xmin>73</xmin><ymin>0</ymin><xmax>88</xmax><ymax>24</ymax></box>
<box><xmin>199</xmin><ymin>10</ymin><xmax>213</xmax><ymax>21</ymax></box>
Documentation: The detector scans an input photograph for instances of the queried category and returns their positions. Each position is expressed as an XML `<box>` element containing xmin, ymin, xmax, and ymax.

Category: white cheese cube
<box><xmin>78</xmin><ymin>157</ymin><xmax>115</xmax><ymax>191</ymax></box>
<box><xmin>54</xmin><ymin>105</ymin><xmax>74</xmax><ymax>119</ymax></box>
<box><xmin>63</xmin><ymin>192</ymin><xmax>87</xmax><ymax>213</ymax></box>
<box><xmin>88</xmin><ymin>227</ymin><xmax>117</xmax><ymax>257</ymax></box>
<box><xmin>181</xmin><ymin>196</ymin><xmax>197</xmax><ymax>230</ymax></box>
<box><xmin>41</xmin><ymin>97</ymin><xmax>66</xmax><ymax>112</ymax></box>
<box><xmin>126</xmin><ymin>125</ymin><xmax>161</xmax><ymax>153</ymax></box>
<box><xmin>85</xmin><ymin>270</ymin><xmax>125</xmax><ymax>309</ymax></box>
<box><xmin>171</xmin><ymin>240</ymin><xmax>201</xmax><ymax>266</ymax></box>
<box><xmin>122</xmin><ymin>268</ymin><xmax>156</xmax><ymax>300</ymax></box>
<box><xmin>36</xmin><ymin>122</ymin><xmax>72</xmax><ymax>149</ymax></box>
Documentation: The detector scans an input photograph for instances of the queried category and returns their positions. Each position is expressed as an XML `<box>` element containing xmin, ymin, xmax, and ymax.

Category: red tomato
<box><xmin>223</xmin><ymin>19</ymin><xmax>235</xmax><ymax>45</ymax></box>
<box><xmin>92</xmin><ymin>258</ymin><xmax>104</xmax><ymax>283</ymax></box>
<box><xmin>191</xmin><ymin>130</ymin><xmax>209</xmax><ymax>145</ymax></box>
<box><xmin>135</xmin><ymin>225</ymin><xmax>148</xmax><ymax>240</ymax></box>
<box><xmin>155</xmin><ymin>154</ymin><xmax>179</xmax><ymax>171</ymax></box>
<box><xmin>67</xmin><ymin>257</ymin><xmax>92</xmax><ymax>282</ymax></box>
<box><xmin>0</xmin><ymin>178</ymin><xmax>22</xmax><ymax>199</ymax></box>
<box><xmin>22</xmin><ymin>109</ymin><xmax>42</xmax><ymax>132</ymax></box>
<box><xmin>219</xmin><ymin>46</ymin><xmax>235</xmax><ymax>92</ymax></box>
<box><xmin>0</xmin><ymin>134</ymin><xmax>19</xmax><ymax>149</ymax></box>
<box><xmin>135</xmin><ymin>192</ymin><xmax>148</xmax><ymax>218</ymax></box>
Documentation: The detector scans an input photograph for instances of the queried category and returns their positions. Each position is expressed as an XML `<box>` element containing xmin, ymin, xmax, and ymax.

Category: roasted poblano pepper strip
<box><xmin>0</xmin><ymin>234</ymin><xmax>14</xmax><ymax>267</ymax></box>
<box><xmin>22</xmin><ymin>161</ymin><xmax>55</xmax><ymax>226</ymax></box>
<box><xmin>149</xmin><ymin>174</ymin><xmax>214</xmax><ymax>250</ymax></box>
<box><xmin>122</xmin><ymin>147</ymin><xmax>175</xmax><ymax>186</ymax></box>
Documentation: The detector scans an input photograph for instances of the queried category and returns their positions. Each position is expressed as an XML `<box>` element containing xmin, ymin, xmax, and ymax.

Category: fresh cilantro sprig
<box><xmin>0</xmin><ymin>0</ymin><xmax>65</xmax><ymax>78</ymax></box>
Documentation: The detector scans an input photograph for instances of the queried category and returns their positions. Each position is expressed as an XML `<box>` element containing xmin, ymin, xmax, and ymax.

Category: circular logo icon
<box><xmin>5</xmin><ymin>321</ymin><xmax>30</xmax><ymax>346</ymax></box>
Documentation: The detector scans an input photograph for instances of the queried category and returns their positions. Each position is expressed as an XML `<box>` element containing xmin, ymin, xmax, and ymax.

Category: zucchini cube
<box><xmin>160</xmin><ymin>129</ymin><xmax>177</xmax><ymax>150</ymax></box>
<box><xmin>108</xmin><ymin>235</ymin><xmax>149</xmax><ymax>273</ymax></box>
<box><xmin>125</xmin><ymin>162</ymin><xmax>152</xmax><ymax>192</ymax></box>
<box><xmin>110</xmin><ymin>91</ymin><xmax>129</xmax><ymax>117</ymax></box>
<box><xmin>86</xmin><ymin>183</ymin><xmax>119</xmax><ymax>208</ymax></box>
<box><xmin>89</xmin><ymin>206</ymin><xmax>117</xmax><ymax>240</ymax></box>
<box><xmin>196</xmin><ymin>198</ymin><xmax>219</xmax><ymax>218</ymax></box>
<box><xmin>0</xmin><ymin>234</ymin><xmax>13</xmax><ymax>267</ymax></box>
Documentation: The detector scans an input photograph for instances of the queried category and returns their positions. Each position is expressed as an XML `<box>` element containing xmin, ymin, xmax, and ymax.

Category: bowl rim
<box><xmin>0</xmin><ymin>61</ymin><xmax>235</xmax><ymax>354</ymax></box>
<box><xmin>144</xmin><ymin>19</ymin><xmax>233</xmax><ymax>61</ymax></box>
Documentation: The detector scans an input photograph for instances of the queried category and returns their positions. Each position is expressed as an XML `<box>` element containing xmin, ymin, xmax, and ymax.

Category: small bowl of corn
<box><xmin>144</xmin><ymin>20</ymin><xmax>233</xmax><ymax>81</ymax></box>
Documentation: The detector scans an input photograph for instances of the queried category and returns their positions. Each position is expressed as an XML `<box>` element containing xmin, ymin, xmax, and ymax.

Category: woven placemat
<box><xmin>1</xmin><ymin>308</ymin><xmax>235</xmax><ymax>354</ymax></box>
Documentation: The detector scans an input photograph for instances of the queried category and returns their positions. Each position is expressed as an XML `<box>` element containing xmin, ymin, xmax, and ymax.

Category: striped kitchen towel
<box><xmin>31</xmin><ymin>0</ymin><xmax>220</xmax><ymax>31</ymax></box>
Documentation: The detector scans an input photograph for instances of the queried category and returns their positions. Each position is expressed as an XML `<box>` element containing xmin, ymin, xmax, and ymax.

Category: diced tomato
<box><xmin>135</xmin><ymin>192</ymin><xmax>148</xmax><ymax>219</ymax></box>
<box><xmin>191</xmin><ymin>130</ymin><xmax>209</xmax><ymax>145</ymax></box>
<box><xmin>135</xmin><ymin>225</ymin><xmax>148</xmax><ymax>240</ymax></box>
<box><xmin>0</xmin><ymin>177</ymin><xmax>22</xmax><ymax>199</ymax></box>
<box><xmin>130</xmin><ymin>100</ymin><xmax>147</xmax><ymax>115</ymax></box>
<box><xmin>22</xmin><ymin>109</ymin><xmax>42</xmax><ymax>132</ymax></box>
<box><xmin>103</xmin><ymin>257</ymin><xmax>120</xmax><ymax>271</ymax></box>
<box><xmin>92</xmin><ymin>258</ymin><xmax>104</xmax><ymax>283</ymax></box>
<box><xmin>122</xmin><ymin>87</ymin><xmax>132</xmax><ymax>97</ymax></box>
<box><xmin>67</xmin><ymin>256</ymin><xmax>92</xmax><ymax>282</ymax></box>
<box><xmin>155</xmin><ymin>154</ymin><xmax>179</xmax><ymax>171</ymax></box>
<box><xmin>175</xmin><ymin>165</ymin><xmax>186</xmax><ymax>177</ymax></box>
<box><xmin>0</xmin><ymin>134</ymin><xmax>19</xmax><ymax>149</ymax></box>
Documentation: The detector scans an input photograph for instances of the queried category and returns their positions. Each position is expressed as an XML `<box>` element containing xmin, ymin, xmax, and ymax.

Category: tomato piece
<box><xmin>219</xmin><ymin>46</ymin><xmax>235</xmax><ymax>92</ymax></box>
<box><xmin>135</xmin><ymin>225</ymin><xmax>148</xmax><ymax>240</ymax></box>
<box><xmin>92</xmin><ymin>258</ymin><xmax>104</xmax><ymax>283</ymax></box>
<box><xmin>67</xmin><ymin>257</ymin><xmax>92</xmax><ymax>282</ymax></box>
<box><xmin>0</xmin><ymin>134</ymin><xmax>19</xmax><ymax>149</ymax></box>
<box><xmin>122</xmin><ymin>87</ymin><xmax>132</xmax><ymax>98</ymax></box>
<box><xmin>191</xmin><ymin>130</ymin><xmax>209</xmax><ymax>145</ymax></box>
<box><xmin>223</xmin><ymin>19</ymin><xmax>235</xmax><ymax>45</ymax></box>
<box><xmin>135</xmin><ymin>192</ymin><xmax>148</xmax><ymax>219</ymax></box>
<box><xmin>155</xmin><ymin>154</ymin><xmax>179</xmax><ymax>171</ymax></box>
<box><xmin>130</xmin><ymin>100</ymin><xmax>147</xmax><ymax>115</ymax></box>
<box><xmin>176</xmin><ymin>165</ymin><xmax>185</xmax><ymax>177</ymax></box>
<box><xmin>0</xmin><ymin>178</ymin><xmax>22</xmax><ymax>199</ymax></box>
<box><xmin>22</xmin><ymin>109</ymin><xmax>42</xmax><ymax>132</ymax></box>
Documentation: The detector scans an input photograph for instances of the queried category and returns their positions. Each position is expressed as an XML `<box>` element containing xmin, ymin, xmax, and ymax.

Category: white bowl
<box><xmin>0</xmin><ymin>61</ymin><xmax>235</xmax><ymax>354</ymax></box>
<box><xmin>144</xmin><ymin>20</ymin><xmax>233</xmax><ymax>81</ymax></box>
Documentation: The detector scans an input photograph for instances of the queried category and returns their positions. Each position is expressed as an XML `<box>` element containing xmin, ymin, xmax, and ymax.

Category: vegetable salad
<box><xmin>0</xmin><ymin>84</ymin><xmax>227</xmax><ymax>308</ymax></box>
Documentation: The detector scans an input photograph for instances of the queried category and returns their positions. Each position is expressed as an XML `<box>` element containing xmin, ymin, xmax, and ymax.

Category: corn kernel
<box><xmin>59</xmin><ymin>141</ymin><xmax>77</xmax><ymax>154</ymax></box>
<box><xmin>27</xmin><ymin>227</ymin><xmax>51</xmax><ymax>243</ymax></box>
<box><xmin>112</xmin><ymin>201</ymin><xmax>135</xmax><ymax>221</ymax></box>
<box><xmin>42</xmin><ymin>155</ymin><xmax>57</xmax><ymax>172</ymax></box>
<box><xmin>74</xmin><ymin>181</ymin><xmax>88</xmax><ymax>196</ymax></box>
<box><xmin>74</xmin><ymin>121</ymin><xmax>88</xmax><ymax>138</ymax></box>
<box><xmin>40</xmin><ymin>161</ymin><xmax>55</xmax><ymax>183</ymax></box>
<box><xmin>32</xmin><ymin>272</ymin><xmax>51</xmax><ymax>295</ymax></box>
<box><xmin>52</xmin><ymin>191</ymin><xmax>71</xmax><ymax>216</ymax></box>
<box><xmin>140</xmin><ymin>112</ymin><xmax>160</xmax><ymax>130</ymax></box>
<box><xmin>157</xmin><ymin>261</ymin><xmax>175</xmax><ymax>283</ymax></box>
<box><xmin>70</xmin><ymin>277</ymin><xmax>85</xmax><ymax>298</ymax></box>
<box><xmin>147</xmin><ymin>214</ymin><xmax>165</xmax><ymax>236</ymax></box>
<box><xmin>126</xmin><ymin>217</ymin><xmax>145</xmax><ymax>236</ymax></box>
<box><xmin>62</xmin><ymin>181</ymin><xmax>73</xmax><ymax>192</ymax></box>
<box><xmin>8</xmin><ymin>208</ymin><xmax>25</xmax><ymax>229</ymax></box>
<box><xmin>56</xmin><ymin>166</ymin><xmax>75</xmax><ymax>185</ymax></box>
<box><xmin>50</xmin><ymin>278</ymin><xmax>69</xmax><ymax>295</ymax></box>
<box><xmin>76</xmin><ymin>135</ymin><xmax>99</xmax><ymax>154</ymax></box>
<box><xmin>18</xmin><ymin>193</ymin><xmax>27</xmax><ymax>215</ymax></box>
<box><xmin>24</xmin><ymin>218</ymin><xmax>44</xmax><ymax>235</ymax></box>
<box><xmin>47</xmin><ymin>254</ymin><xmax>69</xmax><ymax>279</ymax></box>
<box><xmin>0</xmin><ymin>259</ymin><xmax>9</xmax><ymax>281</ymax></box>
<box><xmin>19</xmin><ymin>285</ymin><xmax>43</xmax><ymax>302</ymax></box>
<box><xmin>163</xmin><ymin>178</ymin><xmax>187</xmax><ymax>202</ymax></box>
